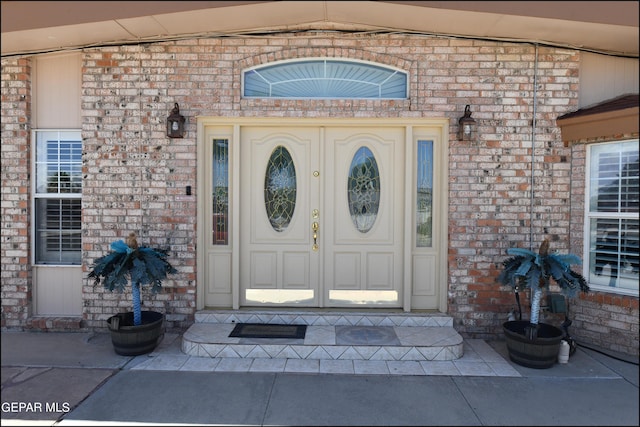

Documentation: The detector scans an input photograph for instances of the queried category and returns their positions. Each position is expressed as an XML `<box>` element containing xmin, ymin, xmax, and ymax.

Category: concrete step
<box><xmin>182</xmin><ymin>310</ymin><xmax>464</xmax><ymax>361</ymax></box>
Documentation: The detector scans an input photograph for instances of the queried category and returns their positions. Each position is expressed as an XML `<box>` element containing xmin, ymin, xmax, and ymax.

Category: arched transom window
<box><xmin>243</xmin><ymin>59</ymin><xmax>408</xmax><ymax>99</ymax></box>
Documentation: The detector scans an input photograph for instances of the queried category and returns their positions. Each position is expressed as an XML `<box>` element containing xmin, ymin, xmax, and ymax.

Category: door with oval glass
<box><xmin>240</xmin><ymin>126</ymin><xmax>404</xmax><ymax>307</ymax></box>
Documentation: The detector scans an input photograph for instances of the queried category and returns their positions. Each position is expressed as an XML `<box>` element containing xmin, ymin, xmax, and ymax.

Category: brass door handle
<box><xmin>312</xmin><ymin>222</ymin><xmax>319</xmax><ymax>251</ymax></box>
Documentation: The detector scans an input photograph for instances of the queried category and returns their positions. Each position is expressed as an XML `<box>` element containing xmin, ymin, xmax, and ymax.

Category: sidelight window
<box><xmin>416</xmin><ymin>140</ymin><xmax>433</xmax><ymax>247</ymax></box>
<box><xmin>212</xmin><ymin>138</ymin><xmax>229</xmax><ymax>245</ymax></box>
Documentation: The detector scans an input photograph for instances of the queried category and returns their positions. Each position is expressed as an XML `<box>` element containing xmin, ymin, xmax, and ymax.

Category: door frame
<box><xmin>196</xmin><ymin>117</ymin><xmax>449</xmax><ymax>313</ymax></box>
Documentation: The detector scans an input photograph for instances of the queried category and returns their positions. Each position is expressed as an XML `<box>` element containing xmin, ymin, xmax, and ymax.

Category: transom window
<box><xmin>243</xmin><ymin>59</ymin><xmax>408</xmax><ymax>99</ymax></box>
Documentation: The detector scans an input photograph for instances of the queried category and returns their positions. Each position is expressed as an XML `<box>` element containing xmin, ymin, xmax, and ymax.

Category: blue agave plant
<box><xmin>88</xmin><ymin>233</ymin><xmax>177</xmax><ymax>326</ymax></box>
<box><xmin>497</xmin><ymin>239</ymin><xmax>589</xmax><ymax>338</ymax></box>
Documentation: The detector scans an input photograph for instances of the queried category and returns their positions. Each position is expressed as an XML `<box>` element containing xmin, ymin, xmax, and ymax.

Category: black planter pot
<box><xmin>107</xmin><ymin>310</ymin><xmax>164</xmax><ymax>356</ymax></box>
<box><xmin>503</xmin><ymin>320</ymin><xmax>563</xmax><ymax>369</ymax></box>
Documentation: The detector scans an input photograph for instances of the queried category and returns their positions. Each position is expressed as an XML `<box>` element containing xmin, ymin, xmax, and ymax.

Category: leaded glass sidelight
<box><xmin>347</xmin><ymin>146</ymin><xmax>380</xmax><ymax>233</ymax></box>
<box><xmin>416</xmin><ymin>140</ymin><xmax>433</xmax><ymax>247</ymax></box>
<box><xmin>264</xmin><ymin>146</ymin><xmax>297</xmax><ymax>232</ymax></box>
<box><xmin>212</xmin><ymin>139</ymin><xmax>229</xmax><ymax>245</ymax></box>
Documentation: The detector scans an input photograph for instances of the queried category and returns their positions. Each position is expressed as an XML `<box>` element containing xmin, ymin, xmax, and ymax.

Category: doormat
<box><xmin>228</xmin><ymin>323</ymin><xmax>307</xmax><ymax>339</ymax></box>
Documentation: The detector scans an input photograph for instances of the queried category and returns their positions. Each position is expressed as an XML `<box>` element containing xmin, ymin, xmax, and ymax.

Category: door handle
<box><xmin>312</xmin><ymin>222</ymin><xmax>319</xmax><ymax>251</ymax></box>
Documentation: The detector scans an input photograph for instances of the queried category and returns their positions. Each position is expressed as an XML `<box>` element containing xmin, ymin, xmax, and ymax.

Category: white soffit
<box><xmin>3</xmin><ymin>22</ymin><xmax>134</xmax><ymax>54</ymax></box>
<box><xmin>152</xmin><ymin>1</ymin><xmax>328</xmax><ymax>34</ymax></box>
<box><xmin>1</xmin><ymin>1</ymin><xmax>638</xmax><ymax>57</ymax></box>
<box><xmin>325</xmin><ymin>2</ymin><xmax>638</xmax><ymax>55</ymax></box>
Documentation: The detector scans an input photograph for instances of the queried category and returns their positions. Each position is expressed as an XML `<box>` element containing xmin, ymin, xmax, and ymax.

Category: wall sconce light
<box><xmin>457</xmin><ymin>105</ymin><xmax>476</xmax><ymax>141</ymax></box>
<box><xmin>166</xmin><ymin>103</ymin><xmax>186</xmax><ymax>138</ymax></box>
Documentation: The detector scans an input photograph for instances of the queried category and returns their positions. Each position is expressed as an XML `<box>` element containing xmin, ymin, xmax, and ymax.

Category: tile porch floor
<box><xmin>129</xmin><ymin>310</ymin><xmax>521</xmax><ymax>377</ymax></box>
<box><xmin>128</xmin><ymin>328</ymin><xmax>522</xmax><ymax>377</ymax></box>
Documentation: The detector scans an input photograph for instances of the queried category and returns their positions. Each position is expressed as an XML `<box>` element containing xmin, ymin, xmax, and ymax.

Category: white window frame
<box><xmin>584</xmin><ymin>139</ymin><xmax>639</xmax><ymax>296</ymax></box>
<box><xmin>32</xmin><ymin>129</ymin><xmax>83</xmax><ymax>265</ymax></box>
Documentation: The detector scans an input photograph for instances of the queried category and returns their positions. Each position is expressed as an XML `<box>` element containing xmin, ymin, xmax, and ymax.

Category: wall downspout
<box><xmin>525</xmin><ymin>44</ymin><xmax>540</xmax><ymax>315</ymax></box>
<box><xmin>529</xmin><ymin>43</ymin><xmax>539</xmax><ymax>251</ymax></box>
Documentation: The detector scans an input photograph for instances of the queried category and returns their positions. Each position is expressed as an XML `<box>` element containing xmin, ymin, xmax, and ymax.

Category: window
<box><xmin>586</xmin><ymin>140</ymin><xmax>639</xmax><ymax>294</ymax></box>
<box><xmin>212</xmin><ymin>138</ymin><xmax>229</xmax><ymax>245</ymax></box>
<box><xmin>347</xmin><ymin>146</ymin><xmax>380</xmax><ymax>233</ymax></box>
<box><xmin>416</xmin><ymin>140</ymin><xmax>433</xmax><ymax>247</ymax></box>
<box><xmin>264</xmin><ymin>145</ymin><xmax>297</xmax><ymax>232</ymax></box>
<box><xmin>243</xmin><ymin>59</ymin><xmax>408</xmax><ymax>99</ymax></box>
<box><xmin>34</xmin><ymin>130</ymin><xmax>82</xmax><ymax>264</ymax></box>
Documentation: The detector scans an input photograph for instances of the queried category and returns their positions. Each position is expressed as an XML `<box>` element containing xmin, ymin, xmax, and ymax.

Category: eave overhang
<box><xmin>556</xmin><ymin>94</ymin><xmax>639</xmax><ymax>143</ymax></box>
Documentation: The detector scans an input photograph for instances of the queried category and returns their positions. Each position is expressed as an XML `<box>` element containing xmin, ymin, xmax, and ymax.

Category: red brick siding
<box><xmin>0</xmin><ymin>57</ymin><xmax>32</xmax><ymax>329</ymax></box>
<box><xmin>82</xmin><ymin>46</ymin><xmax>198</xmax><ymax>329</ymax></box>
<box><xmin>2</xmin><ymin>33</ymin><xmax>637</xmax><ymax>356</ymax></box>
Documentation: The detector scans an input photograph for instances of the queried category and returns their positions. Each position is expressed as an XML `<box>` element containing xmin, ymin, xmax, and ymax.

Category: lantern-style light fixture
<box><xmin>166</xmin><ymin>103</ymin><xmax>186</xmax><ymax>138</ymax></box>
<box><xmin>457</xmin><ymin>105</ymin><xmax>476</xmax><ymax>141</ymax></box>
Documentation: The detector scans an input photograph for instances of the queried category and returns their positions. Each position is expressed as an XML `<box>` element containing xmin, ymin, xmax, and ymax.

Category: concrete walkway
<box><xmin>1</xmin><ymin>330</ymin><xmax>638</xmax><ymax>426</ymax></box>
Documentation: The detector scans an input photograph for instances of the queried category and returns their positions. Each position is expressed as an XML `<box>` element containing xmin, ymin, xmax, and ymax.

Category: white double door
<box><xmin>240</xmin><ymin>126</ymin><xmax>404</xmax><ymax>308</ymax></box>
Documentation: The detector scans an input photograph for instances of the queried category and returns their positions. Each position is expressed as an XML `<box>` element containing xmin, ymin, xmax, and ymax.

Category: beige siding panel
<box><xmin>34</xmin><ymin>266</ymin><xmax>82</xmax><ymax>316</ymax></box>
<box><xmin>580</xmin><ymin>53</ymin><xmax>639</xmax><ymax>108</ymax></box>
<box><xmin>34</xmin><ymin>52</ymin><xmax>81</xmax><ymax>128</ymax></box>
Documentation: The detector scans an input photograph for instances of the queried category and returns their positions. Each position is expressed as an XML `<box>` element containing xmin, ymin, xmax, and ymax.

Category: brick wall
<box><xmin>81</xmin><ymin>46</ymin><xmax>198</xmax><ymax>329</ymax></box>
<box><xmin>4</xmin><ymin>32</ymin><xmax>636</xmax><ymax>356</ymax></box>
<box><xmin>0</xmin><ymin>57</ymin><xmax>32</xmax><ymax>328</ymax></box>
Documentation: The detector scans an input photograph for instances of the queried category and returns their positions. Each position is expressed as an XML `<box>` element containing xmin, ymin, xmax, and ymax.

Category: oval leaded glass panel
<box><xmin>347</xmin><ymin>146</ymin><xmax>380</xmax><ymax>233</ymax></box>
<box><xmin>264</xmin><ymin>146</ymin><xmax>297</xmax><ymax>232</ymax></box>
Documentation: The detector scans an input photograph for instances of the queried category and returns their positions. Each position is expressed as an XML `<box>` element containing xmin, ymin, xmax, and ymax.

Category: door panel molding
<box><xmin>323</xmin><ymin>127</ymin><xmax>404</xmax><ymax>307</ymax></box>
<box><xmin>240</xmin><ymin>127</ymin><xmax>321</xmax><ymax>307</ymax></box>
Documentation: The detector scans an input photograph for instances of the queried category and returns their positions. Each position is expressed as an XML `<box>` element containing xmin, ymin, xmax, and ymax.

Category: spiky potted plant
<box><xmin>88</xmin><ymin>232</ymin><xmax>177</xmax><ymax>356</ymax></box>
<box><xmin>496</xmin><ymin>238</ymin><xmax>589</xmax><ymax>368</ymax></box>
